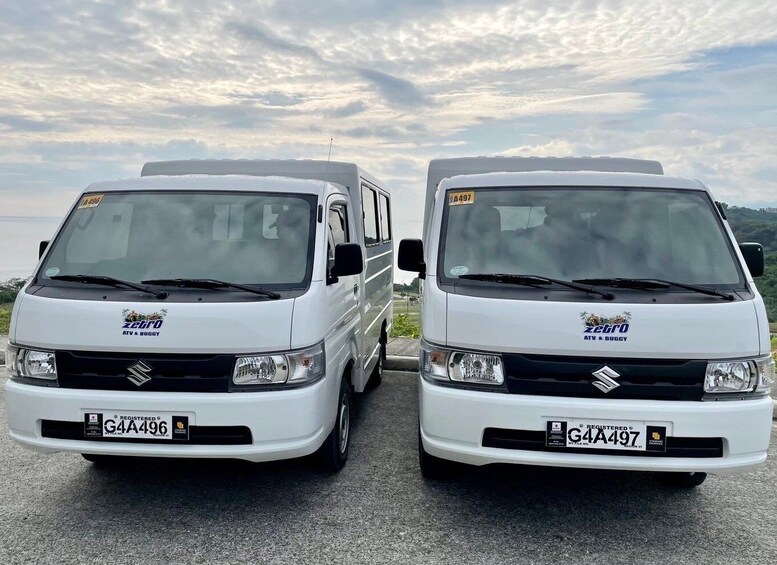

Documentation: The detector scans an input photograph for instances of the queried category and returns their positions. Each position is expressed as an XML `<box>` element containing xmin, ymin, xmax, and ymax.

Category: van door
<box><xmin>325</xmin><ymin>196</ymin><xmax>361</xmax><ymax>387</ymax></box>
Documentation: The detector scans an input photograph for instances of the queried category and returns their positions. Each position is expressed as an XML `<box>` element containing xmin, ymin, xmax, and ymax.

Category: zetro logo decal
<box><xmin>581</xmin><ymin>311</ymin><xmax>631</xmax><ymax>343</ymax></box>
<box><xmin>122</xmin><ymin>309</ymin><xmax>167</xmax><ymax>337</ymax></box>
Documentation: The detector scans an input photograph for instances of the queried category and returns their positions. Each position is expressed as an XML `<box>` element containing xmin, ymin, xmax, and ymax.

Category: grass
<box><xmin>0</xmin><ymin>304</ymin><xmax>11</xmax><ymax>335</ymax></box>
<box><xmin>391</xmin><ymin>295</ymin><xmax>421</xmax><ymax>338</ymax></box>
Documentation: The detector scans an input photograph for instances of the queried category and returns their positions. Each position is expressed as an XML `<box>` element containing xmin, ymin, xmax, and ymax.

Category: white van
<box><xmin>5</xmin><ymin>160</ymin><xmax>393</xmax><ymax>472</ymax></box>
<box><xmin>399</xmin><ymin>156</ymin><xmax>773</xmax><ymax>487</ymax></box>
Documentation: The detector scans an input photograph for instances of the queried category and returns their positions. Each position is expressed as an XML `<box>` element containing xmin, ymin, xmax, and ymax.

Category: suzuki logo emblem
<box><xmin>592</xmin><ymin>366</ymin><xmax>620</xmax><ymax>393</ymax></box>
<box><xmin>127</xmin><ymin>360</ymin><xmax>153</xmax><ymax>387</ymax></box>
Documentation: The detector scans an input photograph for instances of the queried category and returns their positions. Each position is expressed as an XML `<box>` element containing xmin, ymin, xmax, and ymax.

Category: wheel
<box><xmin>657</xmin><ymin>472</ymin><xmax>707</xmax><ymax>488</ymax></box>
<box><xmin>81</xmin><ymin>453</ymin><xmax>123</xmax><ymax>466</ymax></box>
<box><xmin>370</xmin><ymin>332</ymin><xmax>387</xmax><ymax>388</ymax></box>
<box><xmin>418</xmin><ymin>429</ymin><xmax>451</xmax><ymax>480</ymax></box>
<box><xmin>316</xmin><ymin>377</ymin><xmax>352</xmax><ymax>472</ymax></box>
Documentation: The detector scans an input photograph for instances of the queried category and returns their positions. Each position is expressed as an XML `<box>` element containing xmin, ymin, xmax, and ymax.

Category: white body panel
<box><xmin>443</xmin><ymin>297</ymin><xmax>760</xmax><ymax>359</ymax></box>
<box><xmin>6</xmin><ymin>379</ymin><xmax>331</xmax><ymax>462</ymax></box>
<box><xmin>420</xmin><ymin>378</ymin><xmax>773</xmax><ymax>474</ymax></box>
<box><xmin>5</xmin><ymin>165</ymin><xmax>393</xmax><ymax>462</ymax></box>
<box><xmin>14</xmin><ymin>295</ymin><xmax>295</xmax><ymax>353</ymax></box>
<box><xmin>418</xmin><ymin>158</ymin><xmax>772</xmax><ymax>475</ymax></box>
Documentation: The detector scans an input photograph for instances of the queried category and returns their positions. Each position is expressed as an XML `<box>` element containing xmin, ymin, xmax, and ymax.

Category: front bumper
<box><xmin>419</xmin><ymin>377</ymin><xmax>773</xmax><ymax>475</ymax></box>
<box><xmin>5</xmin><ymin>378</ymin><xmax>332</xmax><ymax>462</ymax></box>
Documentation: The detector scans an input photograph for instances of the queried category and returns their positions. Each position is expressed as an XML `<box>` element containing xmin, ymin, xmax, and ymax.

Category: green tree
<box><xmin>0</xmin><ymin>278</ymin><xmax>25</xmax><ymax>304</ymax></box>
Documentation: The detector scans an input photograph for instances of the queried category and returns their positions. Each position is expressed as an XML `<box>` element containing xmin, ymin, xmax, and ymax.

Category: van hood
<box><xmin>13</xmin><ymin>294</ymin><xmax>293</xmax><ymax>353</ymax></box>
<box><xmin>445</xmin><ymin>294</ymin><xmax>760</xmax><ymax>359</ymax></box>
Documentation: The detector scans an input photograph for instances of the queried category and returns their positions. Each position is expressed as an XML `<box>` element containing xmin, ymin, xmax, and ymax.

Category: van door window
<box><xmin>361</xmin><ymin>186</ymin><xmax>379</xmax><ymax>245</ymax></box>
<box><xmin>379</xmin><ymin>193</ymin><xmax>391</xmax><ymax>242</ymax></box>
<box><xmin>328</xmin><ymin>205</ymin><xmax>349</xmax><ymax>270</ymax></box>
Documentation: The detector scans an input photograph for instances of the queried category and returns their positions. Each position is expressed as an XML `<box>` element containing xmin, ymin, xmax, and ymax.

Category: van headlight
<box><xmin>6</xmin><ymin>345</ymin><xmax>58</xmax><ymax>383</ymax></box>
<box><xmin>421</xmin><ymin>341</ymin><xmax>504</xmax><ymax>388</ymax></box>
<box><xmin>704</xmin><ymin>355</ymin><xmax>774</xmax><ymax>395</ymax></box>
<box><xmin>232</xmin><ymin>343</ymin><xmax>325</xmax><ymax>389</ymax></box>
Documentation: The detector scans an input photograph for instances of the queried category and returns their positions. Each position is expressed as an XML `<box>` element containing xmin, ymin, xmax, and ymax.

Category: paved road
<box><xmin>1</xmin><ymin>368</ymin><xmax>776</xmax><ymax>565</ymax></box>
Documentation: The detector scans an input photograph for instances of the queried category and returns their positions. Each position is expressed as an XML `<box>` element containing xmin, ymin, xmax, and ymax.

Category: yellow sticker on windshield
<box><xmin>79</xmin><ymin>194</ymin><xmax>104</xmax><ymax>209</ymax></box>
<box><xmin>448</xmin><ymin>191</ymin><xmax>475</xmax><ymax>206</ymax></box>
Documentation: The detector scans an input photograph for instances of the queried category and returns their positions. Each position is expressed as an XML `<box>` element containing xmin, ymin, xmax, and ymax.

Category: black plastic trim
<box><xmin>503</xmin><ymin>352</ymin><xmax>706</xmax><ymax>401</ymax></box>
<box><xmin>482</xmin><ymin>428</ymin><xmax>723</xmax><ymax>458</ymax></box>
<box><xmin>42</xmin><ymin>420</ymin><xmax>252</xmax><ymax>445</ymax></box>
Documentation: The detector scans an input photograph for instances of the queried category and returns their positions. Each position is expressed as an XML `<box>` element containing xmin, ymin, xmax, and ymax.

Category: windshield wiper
<box><xmin>142</xmin><ymin>278</ymin><xmax>281</xmax><ymax>300</ymax></box>
<box><xmin>573</xmin><ymin>277</ymin><xmax>735</xmax><ymax>301</ymax></box>
<box><xmin>458</xmin><ymin>273</ymin><xmax>615</xmax><ymax>301</ymax></box>
<box><xmin>50</xmin><ymin>274</ymin><xmax>168</xmax><ymax>299</ymax></box>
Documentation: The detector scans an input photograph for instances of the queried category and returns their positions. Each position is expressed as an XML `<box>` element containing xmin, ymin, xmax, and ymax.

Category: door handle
<box><xmin>353</xmin><ymin>284</ymin><xmax>359</xmax><ymax>295</ymax></box>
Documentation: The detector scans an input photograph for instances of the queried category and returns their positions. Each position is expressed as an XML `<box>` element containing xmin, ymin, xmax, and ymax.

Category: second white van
<box><xmin>400</xmin><ymin>156</ymin><xmax>773</xmax><ymax>487</ymax></box>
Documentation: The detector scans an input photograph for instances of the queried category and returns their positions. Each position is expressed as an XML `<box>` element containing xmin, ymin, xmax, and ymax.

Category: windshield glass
<box><xmin>440</xmin><ymin>187</ymin><xmax>743</xmax><ymax>288</ymax></box>
<box><xmin>40</xmin><ymin>191</ymin><xmax>316</xmax><ymax>288</ymax></box>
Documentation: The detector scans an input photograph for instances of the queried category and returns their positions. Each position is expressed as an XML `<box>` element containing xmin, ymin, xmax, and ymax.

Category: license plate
<box><xmin>84</xmin><ymin>411</ymin><xmax>189</xmax><ymax>441</ymax></box>
<box><xmin>546</xmin><ymin>419</ymin><xmax>666</xmax><ymax>452</ymax></box>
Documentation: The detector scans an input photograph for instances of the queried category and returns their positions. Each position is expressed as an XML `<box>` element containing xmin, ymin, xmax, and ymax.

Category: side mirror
<box><xmin>398</xmin><ymin>239</ymin><xmax>426</xmax><ymax>279</ymax></box>
<box><xmin>331</xmin><ymin>243</ymin><xmax>364</xmax><ymax>280</ymax></box>
<box><xmin>739</xmin><ymin>242</ymin><xmax>764</xmax><ymax>277</ymax></box>
<box><xmin>39</xmin><ymin>240</ymin><xmax>50</xmax><ymax>259</ymax></box>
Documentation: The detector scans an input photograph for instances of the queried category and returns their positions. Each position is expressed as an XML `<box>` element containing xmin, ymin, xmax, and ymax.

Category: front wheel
<box><xmin>316</xmin><ymin>378</ymin><xmax>352</xmax><ymax>472</ymax></box>
<box><xmin>657</xmin><ymin>472</ymin><xmax>707</xmax><ymax>488</ymax></box>
<box><xmin>369</xmin><ymin>333</ymin><xmax>387</xmax><ymax>389</ymax></box>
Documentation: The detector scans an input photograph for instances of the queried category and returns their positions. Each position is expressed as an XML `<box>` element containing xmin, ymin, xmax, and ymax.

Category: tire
<box><xmin>657</xmin><ymin>472</ymin><xmax>707</xmax><ymax>488</ymax></box>
<box><xmin>418</xmin><ymin>429</ymin><xmax>450</xmax><ymax>480</ymax></box>
<box><xmin>316</xmin><ymin>377</ymin><xmax>352</xmax><ymax>472</ymax></box>
<box><xmin>370</xmin><ymin>331</ymin><xmax>387</xmax><ymax>388</ymax></box>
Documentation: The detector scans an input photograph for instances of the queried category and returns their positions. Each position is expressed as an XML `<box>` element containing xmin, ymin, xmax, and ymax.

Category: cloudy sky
<box><xmin>2</xmin><ymin>0</ymin><xmax>777</xmax><ymax>260</ymax></box>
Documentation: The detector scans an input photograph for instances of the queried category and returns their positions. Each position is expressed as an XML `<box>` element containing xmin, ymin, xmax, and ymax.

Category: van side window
<box><xmin>328</xmin><ymin>205</ymin><xmax>349</xmax><ymax>269</ymax></box>
<box><xmin>361</xmin><ymin>185</ymin><xmax>379</xmax><ymax>245</ymax></box>
<box><xmin>213</xmin><ymin>204</ymin><xmax>245</xmax><ymax>240</ymax></box>
<box><xmin>379</xmin><ymin>193</ymin><xmax>391</xmax><ymax>242</ymax></box>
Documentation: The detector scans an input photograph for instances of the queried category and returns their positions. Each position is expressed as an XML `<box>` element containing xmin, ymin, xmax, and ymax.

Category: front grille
<box><xmin>56</xmin><ymin>350</ymin><xmax>235</xmax><ymax>392</ymax></box>
<box><xmin>503</xmin><ymin>353</ymin><xmax>706</xmax><ymax>401</ymax></box>
<box><xmin>41</xmin><ymin>420</ymin><xmax>252</xmax><ymax>445</ymax></box>
<box><xmin>482</xmin><ymin>428</ymin><xmax>723</xmax><ymax>458</ymax></box>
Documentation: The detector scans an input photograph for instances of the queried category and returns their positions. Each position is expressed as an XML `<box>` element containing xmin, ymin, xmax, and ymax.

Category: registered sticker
<box><xmin>448</xmin><ymin>191</ymin><xmax>475</xmax><ymax>206</ymax></box>
<box><xmin>79</xmin><ymin>194</ymin><xmax>104</xmax><ymax>209</ymax></box>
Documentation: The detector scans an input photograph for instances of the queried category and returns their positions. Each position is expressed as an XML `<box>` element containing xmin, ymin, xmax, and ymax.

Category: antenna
<box><xmin>325</xmin><ymin>137</ymin><xmax>333</xmax><ymax>173</ymax></box>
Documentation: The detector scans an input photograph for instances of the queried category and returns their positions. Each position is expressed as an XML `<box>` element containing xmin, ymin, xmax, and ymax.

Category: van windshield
<box><xmin>440</xmin><ymin>187</ymin><xmax>744</xmax><ymax>288</ymax></box>
<box><xmin>39</xmin><ymin>191</ymin><xmax>316</xmax><ymax>288</ymax></box>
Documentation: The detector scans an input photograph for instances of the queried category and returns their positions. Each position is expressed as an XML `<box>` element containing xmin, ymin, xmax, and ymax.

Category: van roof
<box><xmin>444</xmin><ymin>170</ymin><xmax>706</xmax><ymax>190</ymax></box>
<box><xmin>141</xmin><ymin>159</ymin><xmax>385</xmax><ymax>191</ymax></box>
<box><xmin>82</xmin><ymin>174</ymin><xmax>330</xmax><ymax>194</ymax></box>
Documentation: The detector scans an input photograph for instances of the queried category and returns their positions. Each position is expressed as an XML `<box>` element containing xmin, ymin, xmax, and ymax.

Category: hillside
<box><xmin>723</xmin><ymin>204</ymin><xmax>777</xmax><ymax>322</ymax></box>
<box><xmin>724</xmin><ymin>204</ymin><xmax>777</xmax><ymax>253</ymax></box>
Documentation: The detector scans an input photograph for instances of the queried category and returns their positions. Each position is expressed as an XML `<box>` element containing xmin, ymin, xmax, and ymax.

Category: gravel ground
<box><xmin>1</xmin><ymin>368</ymin><xmax>777</xmax><ymax>564</ymax></box>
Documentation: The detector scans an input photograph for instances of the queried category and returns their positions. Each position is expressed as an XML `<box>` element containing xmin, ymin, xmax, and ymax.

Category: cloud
<box><xmin>356</xmin><ymin>68</ymin><xmax>429</xmax><ymax>107</ymax></box>
<box><xmin>223</xmin><ymin>21</ymin><xmax>325</xmax><ymax>63</ymax></box>
<box><xmin>0</xmin><ymin>0</ymin><xmax>776</xmax><ymax>226</ymax></box>
<box><xmin>0</xmin><ymin>114</ymin><xmax>56</xmax><ymax>132</ymax></box>
<box><xmin>228</xmin><ymin>91</ymin><xmax>306</xmax><ymax>107</ymax></box>
<box><xmin>328</xmin><ymin>100</ymin><xmax>368</xmax><ymax>118</ymax></box>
